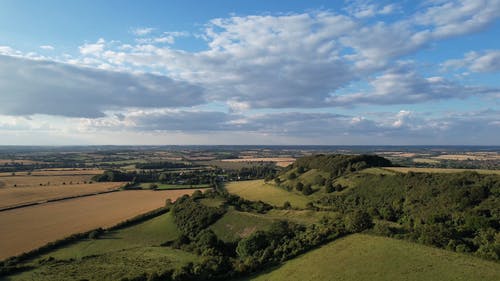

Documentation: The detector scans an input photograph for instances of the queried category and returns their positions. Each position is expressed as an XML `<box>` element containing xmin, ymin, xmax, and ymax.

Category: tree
<box><xmin>302</xmin><ymin>184</ymin><xmax>313</xmax><ymax>195</ymax></box>
<box><xmin>159</xmin><ymin>173</ymin><xmax>168</xmax><ymax>182</ymax></box>
<box><xmin>287</xmin><ymin>172</ymin><xmax>297</xmax><ymax>180</ymax></box>
<box><xmin>325</xmin><ymin>183</ymin><xmax>335</xmax><ymax>193</ymax></box>
<box><xmin>297</xmin><ymin>166</ymin><xmax>306</xmax><ymax>174</ymax></box>
<box><xmin>283</xmin><ymin>201</ymin><xmax>292</xmax><ymax>209</ymax></box>
<box><xmin>344</xmin><ymin>210</ymin><xmax>373</xmax><ymax>233</ymax></box>
<box><xmin>295</xmin><ymin>182</ymin><xmax>304</xmax><ymax>191</ymax></box>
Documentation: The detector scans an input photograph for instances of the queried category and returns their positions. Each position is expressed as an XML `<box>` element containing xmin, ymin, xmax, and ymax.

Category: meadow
<box><xmin>246</xmin><ymin>234</ymin><xmax>500</xmax><ymax>281</ymax></box>
<box><xmin>225</xmin><ymin>180</ymin><xmax>311</xmax><ymax>208</ymax></box>
<box><xmin>384</xmin><ymin>167</ymin><xmax>500</xmax><ymax>174</ymax></box>
<box><xmin>0</xmin><ymin>189</ymin><xmax>197</xmax><ymax>260</ymax></box>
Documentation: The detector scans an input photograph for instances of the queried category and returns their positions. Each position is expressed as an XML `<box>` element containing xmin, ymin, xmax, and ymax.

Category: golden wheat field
<box><xmin>0</xmin><ymin>189</ymin><xmax>203</xmax><ymax>260</ymax></box>
<box><xmin>0</xmin><ymin>182</ymin><xmax>124</xmax><ymax>210</ymax></box>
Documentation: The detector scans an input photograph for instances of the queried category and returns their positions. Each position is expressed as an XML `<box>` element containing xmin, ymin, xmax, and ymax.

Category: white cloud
<box><xmin>131</xmin><ymin>27</ymin><xmax>155</xmax><ymax>36</ymax></box>
<box><xmin>79</xmin><ymin>38</ymin><xmax>106</xmax><ymax>56</ymax></box>
<box><xmin>443</xmin><ymin>50</ymin><xmax>500</xmax><ymax>73</ymax></box>
<box><xmin>0</xmin><ymin>55</ymin><xmax>205</xmax><ymax>117</ymax></box>
<box><xmin>40</xmin><ymin>45</ymin><xmax>55</xmax><ymax>51</ymax></box>
<box><xmin>328</xmin><ymin>64</ymin><xmax>500</xmax><ymax>105</ymax></box>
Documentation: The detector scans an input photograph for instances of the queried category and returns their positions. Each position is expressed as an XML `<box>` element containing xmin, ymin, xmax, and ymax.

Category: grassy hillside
<box><xmin>2</xmin><ymin>212</ymin><xmax>195</xmax><ymax>281</ymax></box>
<box><xmin>225</xmin><ymin>180</ymin><xmax>311</xmax><ymax>208</ymax></box>
<box><xmin>41</xmin><ymin>212</ymin><xmax>180</xmax><ymax>260</ymax></box>
<box><xmin>246</xmin><ymin>234</ymin><xmax>500</xmax><ymax>281</ymax></box>
<box><xmin>211</xmin><ymin>209</ymin><xmax>274</xmax><ymax>242</ymax></box>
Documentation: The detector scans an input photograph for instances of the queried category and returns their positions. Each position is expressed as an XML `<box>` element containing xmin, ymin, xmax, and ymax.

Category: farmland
<box><xmin>225</xmin><ymin>180</ymin><xmax>311</xmax><ymax>208</ymax></box>
<box><xmin>3</xmin><ymin>212</ymin><xmax>198</xmax><ymax>281</ymax></box>
<box><xmin>384</xmin><ymin>167</ymin><xmax>500</xmax><ymax>174</ymax></box>
<box><xmin>0</xmin><ymin>182</ymin><xmax>123</xmax><ymax>210</ymax></box>
<box><xmin>221</xmin><ymin>157</ymin><xmax>296</xmax><ymax>167</ymax></box>
<box><xmin>0</xmin><ymin>189</ymin><xmax>201</xmax><ymax>260</ymax></box>
<box><xmin>246</xmin><ymin>234</ymin><xmax>500</xmax><ymax>281</ymax></box>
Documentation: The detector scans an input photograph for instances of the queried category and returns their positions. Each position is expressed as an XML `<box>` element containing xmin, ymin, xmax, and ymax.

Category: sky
<box><xmin>0</xmin><ymin>0</ymin><xmax>499</xmax><ymax>145</ymax></box>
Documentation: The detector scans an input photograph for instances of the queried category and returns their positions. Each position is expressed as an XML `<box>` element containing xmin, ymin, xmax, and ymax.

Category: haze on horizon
<box><xmin>0</xmin><ymin>0</ymin><xmax>499</xmax><ymax>145</ymax></box>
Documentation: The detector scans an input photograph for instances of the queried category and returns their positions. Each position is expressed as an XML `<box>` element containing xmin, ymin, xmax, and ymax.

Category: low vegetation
<box><xmin>246</xmin><ymin>234</ymin><xmax>500</xmax><ymax>281</ymax></box>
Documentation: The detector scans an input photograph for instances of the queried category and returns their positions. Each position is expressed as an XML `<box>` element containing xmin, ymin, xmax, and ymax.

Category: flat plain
<box><xmin>0</xmin><ymin>189</ymin><xmax>200</xmax><ymax>260</ymax></box>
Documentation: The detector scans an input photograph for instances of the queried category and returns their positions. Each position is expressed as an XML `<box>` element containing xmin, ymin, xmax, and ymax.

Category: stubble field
<box><xmin>0</xmin><ymin>189</ymin><xmax>201</xmax><ymax>260</ymax></box>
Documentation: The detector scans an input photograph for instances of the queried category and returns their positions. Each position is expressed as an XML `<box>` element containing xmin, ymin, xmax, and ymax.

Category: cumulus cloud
<box><xmin>329</xmin><ymin>65</ymin><xmax>500</xmax><ymax>105</ymax></box>
<box><xmin>0</xmin><ymin>55</ymin><xmax>205</xmax><ymax>117</ymax></box>
<box><xmin>414</xmin><ymin>0</ymin><xmax>500</xmax><ymax>38</ymax></box>
<box><xmin>79</xmin><ymin>38</ymin><xmax>106</xmax><ymax>56</ymax></box>
<box><xmin>131</xmin><ymin>27</ymin><xmax>155</xmax><ymax>36</ymax></box>
<box><xmin>443</xmin><ymin>50</ymin><xmax>500</xmax><ymax>72</ymax></box>
<box><xmin>40</xmin><ymin>45</ymin><xmax>55</xmax><ymax>51</ymax></box>
<box><xmin>72</xmin><ymin>108</ymin><xmax>499</xmax><ymax>144</ymax></box>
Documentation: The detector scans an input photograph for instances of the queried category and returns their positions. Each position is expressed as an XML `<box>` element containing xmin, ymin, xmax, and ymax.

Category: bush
<box><xmin>344</xmin><ymin>210</ymin><xmax>373</xmax><ymax>233</ymax></box>
<box><xmin>295</xmin><ymin>182</ymin><xmax>304</xmax><ymax>191</ymax></box>
<box><xmin>302</xmin><ymin>184</ymin><xmax>313</xmax><ymax>195</ymax></box>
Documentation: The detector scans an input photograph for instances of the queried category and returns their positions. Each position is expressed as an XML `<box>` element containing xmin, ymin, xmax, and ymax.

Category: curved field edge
<box><xmin>243</xmin><ymin>234</ymin><xmax>500</xmax><ymax>281</ymax></box>
<box><xmin>0</xmin><ymin>189</ymin><xmax>201</xmax><ymax>260</ymax></box>
<box><xmin>1</xmin><ymin>212</ymin><xmax>194</xmax><ymax>281</ymax></box>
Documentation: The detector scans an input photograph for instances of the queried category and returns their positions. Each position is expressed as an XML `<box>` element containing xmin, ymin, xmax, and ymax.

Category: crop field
<box><xmin>137</xmin><ymin>182</ymin><xmax>211</xmax><ymax>190</ymax></box>
<box><xmin>384</xmin><ymin>167</ymin><xmax>500</xmax><ymax>175</ymax></box>
<box><xmin>39</xmin><ymin>212</ymin><xmax>181</xmax><ymax>260</ymax></box>
<box><xmin>225</xmin><ymin>180</ymin><xmax>311</xmax><ymax>208</ymax></box>
<box><xmin>221</xmin><ymin>157</ymin><xmax>296</xmax><ymax>167</ymax></box>
<box><xmin>246</xmin><ymin>234</ymin><xmax>500</xmax><ymax>281</ymax></box>
<box><xmin>0</xmin><ymin>189</ymin><xmax>197</xmax><ymax>260</ymax></box>
<box><xmin>0</xmin><ymin>182</ymin><xmax>124</xmax><ymax>210</ymax></box>
<box><xmin>0</xmin><ymin>169</ymin><xmax>104</xmax><ymax>188</ymax></box>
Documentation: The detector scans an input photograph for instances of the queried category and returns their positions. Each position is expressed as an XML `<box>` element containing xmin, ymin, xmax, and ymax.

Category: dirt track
<box><xmin>0</xmin><ymin>189</ymin><xmax>200</xmax><ymax>260</ymax></box>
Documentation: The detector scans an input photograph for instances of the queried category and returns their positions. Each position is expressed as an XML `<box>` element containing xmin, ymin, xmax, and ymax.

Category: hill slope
<box><xmin>246</xmin><ymin>234</ymin><xmax>500</xmax><ymax>281</ymax></box>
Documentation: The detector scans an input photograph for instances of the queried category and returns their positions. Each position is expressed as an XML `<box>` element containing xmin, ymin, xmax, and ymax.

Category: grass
<box><xmin>211</xmin><ymin>209</ymin><xmax>274</xmax><ymax>242</ymax></box>
<box><xmin>225</xmin><ymin>180</ymin><xmax>311</xmax><ymax>209</ymax></box>
<box><xmin>199</xmin><ymin>197</ymin><xmax>226</xmax><ymax>207</ymax></box>
<box><xmin>138</xmin><ymin>182</ymin><xmax>211</xmax><ymax>190</ymax></box>
<box><xmin>3</xmin><ymin>212</ymin><xmax>195</xmax><ymax>281</ymax></box>
<box><xmin>41</xmin><ymin>212</ymin><xmax>180</xmax><ymax>260</ymax></box>
<box><xmin>384</xmin><ymin>167</ymin><xmax>500</xmax><ymax>175</ymax></box>
<box><xmin>5</xmin><ymin>247</ymin><xmax>198</xmax><ymax>281</ymax></box>
<box><xmin>245</xmin><ymin>234</ymin><xmax>500</xmax><ymax>281</ymax></box>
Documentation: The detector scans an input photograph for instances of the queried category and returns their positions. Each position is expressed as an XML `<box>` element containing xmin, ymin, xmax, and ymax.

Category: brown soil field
<box><xmin>0</xmin><ymin>182</ymin><xmax>124</xmax><ymax>210</ymax></box>
<box><xmin>0</xmin><ymin>189</ymin><xmax>204</xmax><ymax>260</ymax></box>
<box><xmin>0</xmin><ymin>169</ymin><xmax>103</xmax><ymax>177</ymax></box>
<box><xmin>0</xmin><ymin>171</ymin><xmax>104</xmax><ymax>188</ymax></box>
<box><xmin>221</xmin><ymin>158</ymin><xmax>295</xmax><ymax>167</ymax></box>
<box><xmin>384</xmin><ymin>167</ymin><xmax>500</xmax><ymax>175</ymax></box>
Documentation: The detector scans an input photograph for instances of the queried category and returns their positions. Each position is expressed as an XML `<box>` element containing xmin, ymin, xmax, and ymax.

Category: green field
<box><xmin>383</xmin><ymin>167</ymin><xmax>500</xmax><ymax>175</ymax></box>
<box><xmin>210</xmin><ymin>209</ymin><xmax>274</xmax><ymax>242</ymax></box>
<box><xmin>245</xmin><ymin>234</ymin><xmax>500</xmax><ymax>281</ymax></box>
<box><xmin>225</xmin><ymin>180</ymin><xmax>311</xmax><ymax>208</ymax></box>
<box><xmin>137</xmin><ymin>182</ymin><xmax>211</xmax><ymax>190</ymax></box>
<box><xmin>41</xmin><ymin>212</ymin><xmax>180</xmax><ymax>260</ymax></box>
<box><xmin>2</xmin><ymin>212</ymin><xmax>197</xmax><ymax>281</ymax></box>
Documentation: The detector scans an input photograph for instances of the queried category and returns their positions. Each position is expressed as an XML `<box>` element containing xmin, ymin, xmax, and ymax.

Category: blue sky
<box><xmin>0</xmin><ymin>0</ymin><xmax>499</xmax><ymax>145</ymax></box>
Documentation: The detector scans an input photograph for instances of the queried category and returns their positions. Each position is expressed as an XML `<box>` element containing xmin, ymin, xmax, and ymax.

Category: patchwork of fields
<box><xmin>0</xmin><ymin>189</ymin><xmax>199</xmax><ymax>260</ymax></box>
